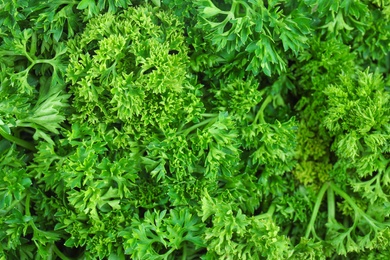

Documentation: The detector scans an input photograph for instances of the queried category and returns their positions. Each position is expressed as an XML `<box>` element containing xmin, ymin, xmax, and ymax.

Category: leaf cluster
<box><xmin>1</xmin><ymin>0</ymin><xmax>390</xmax><ymax>259</ymax></box>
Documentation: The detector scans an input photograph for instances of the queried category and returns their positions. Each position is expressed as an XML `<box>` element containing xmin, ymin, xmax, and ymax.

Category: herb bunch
<box><xmin>1</xmin><ymin>0</ymin><xmax>390</xmax><ymax>259</ymax></box>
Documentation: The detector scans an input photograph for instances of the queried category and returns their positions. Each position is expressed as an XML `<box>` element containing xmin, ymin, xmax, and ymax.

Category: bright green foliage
<box><xmin>120</xmin><ymin>208</ymin><xmax>205</xmax><ymax>259</ymax></box>
<box><xmin>209</xmin><ymin>75</ymin><xmax>263</xmax><ymax>121</ymax></box>
<box><xmin>303</xmin><ymin>0</ymin><xmax>390</xmax><ymax>67</ymax></box>
<box><xmin>324</xmin><ymin>70</ymin><xmax>390</xmax><ymax>163</ymax></box>
<box><xmin>0</xmin><ymin>28</ymin><xmax>69</xmax><ymax>145</ymax></box>
<box><xmin>1</xmin><ymin>0</ymin><xmax>390</xmax><ymax>259</ymax></box>
<box><xmin>200</xmin><ymin>190</ymin><xmax>293</xmax><ymax>259</ymax></box>
<box><xmin>0</xmin><ymin>144</ymin><xmax>64</xmax><ymax>259</ymax></box>
<box><xmin>195</xmin><ymin>0</ymin><xmax>312</xmax><ymax>76</ymax></box>
<box><xmin>304</xmin><ymin>182</ymin><xmax>390</xmax><ymax>257</ymax></box>
<box><xmin>66</xmin><ymin>5</ymin><xmax>204</xmax><ymax>141</ymax></box>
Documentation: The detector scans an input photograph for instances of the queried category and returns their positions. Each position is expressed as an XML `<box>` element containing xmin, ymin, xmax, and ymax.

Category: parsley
<box><xmin>1</xmin><ymin>0</ymin><xmax>390</xmax><ymax>259</ymax></box>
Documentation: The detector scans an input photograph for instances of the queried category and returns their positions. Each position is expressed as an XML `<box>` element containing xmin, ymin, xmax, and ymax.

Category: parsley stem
<box><xmin>253</xmin><ymin>95</ymin><xmax>273</xmax><ymax>124</ymax></box>
<box><xmin>23</xmin><ymin>49</ymin><xmax>35</xmax><ymax>63</ymax></box>
<box><xmin>305</xmin><ymin>182</ymin><xmax>330</xmax><ymax>239</ymax></box>
<box><xmin>254</xmin><ymin>202</ymin><xmax>276</xmax><ymax>219</ymax></box>
<box><xmin>329</xmin><ymin>183</ymin><xmax>359</xmax><ymax>213</ymax></box>
<box><xmin>180</xmin><ymin>116</ymin><xmax>218</xmax><ymax>137</ymax></box>
<box><xmin>182</xmin><ymin>243</ymin><xmax>187</xmax><ymax>260</ymax></box>
<box><xmin>329</xmin><ymin>182</ymin><xmax>378</xmax><ymax>226</ymax></box>
<box><xmin>201</xmin><ymin>113</ymin><xmax>218</xmax><ymax>118</ymax></box>
<box><xmin>25</xmin><ymin>193</ymin><xmax>31</xmax><ymax>216</ymax></box>
<box><xmin>264</xmin><ymin>201</ymin><xmax>276</xmax><ymax>217</ymax></box>
<box><xmin>30</xmin><ymin>31</ymin><xmax>37</xmax><ymax>58</ymax></box>
<box><xmin>0</xmin><ymin>196</ymin><xmax>25</xmax><ymax>215</ymax></box>
<box><xmin>53</xmin><ymin>244</ymin><xmax>71</xmax><ymax>260</ymax></box>
<box><xmin>35</xmin><ymin>59</ymin><xmax>55</xmax><ymax>67</ymax></box>
<box><xmin>327</xmin><ymin>185</ymin><xmax>335</xmax><ymax>223</ymax></box>
<box><xmin>0</xmin><ymin>127</ymin><xmax>37</xmax><ymax>152</ymax></box>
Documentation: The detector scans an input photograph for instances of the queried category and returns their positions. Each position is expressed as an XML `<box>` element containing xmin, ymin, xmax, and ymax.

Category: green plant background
<box><xmin>1</xmin><ymin>0</ymin><xmax>390</xmax><ymax>259</ymax></box>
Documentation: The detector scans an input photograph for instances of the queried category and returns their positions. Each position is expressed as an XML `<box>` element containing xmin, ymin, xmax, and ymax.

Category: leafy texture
<box><xmin>66</xmin><ymin>5</ymin><xmax>204</xmax><ymax>141</ymax></box>
<box><xmin>194</xmin><ymin>0</ymin><xmax>311</xmax><ymax>76</ymax></box>
<box><xmin>1</xmin><ymin>0</ymin><xmax>390</xmax><ymax>259</ymax></box>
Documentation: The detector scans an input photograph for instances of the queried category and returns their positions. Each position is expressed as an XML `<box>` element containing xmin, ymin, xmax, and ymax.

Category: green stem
<box><xmin>208</xmin><ymin>0</ymin><xmax>230</xmax><ymax>14</ymax></box>
<box><xmin>331</xmin><ymin>183</ymin><xmax>380</xmax><ymax>229</ymax></box>
<box><xmin>30</xmin><ymin>32</ymin><xmax>37</xmax><ymax>59</ymax></box>
<box><xmin>178</xmin><ymin>113</ymin><xmax>218</xmax><ymax>132</ymax></box>
<box><xmin>329</xmin><ymin>182</ymin><xmax>379</xmax><ymax>226</ymax></box>
<box><xmin>201</xmin><ymin>113</ymin><xmax>218</xmax><ymax>118</ymax></box>
<box><xmin>23</xmin><ymin>49</ymin><xmax>35</xmax><ymax>64</ymax></box>
<box><xmin>0</xmin><ymin>196</ymin><xmax>25</xmax><ymax>215</ymax></box>
<box><xmin>327</xmin><ymin>185</ymin><xmax>335</xmax><ymax>223</ymax></box>
<box><xmin>329</xmin><ymin>183</ymin><xmax>361</xmax><ymax>214</ymax></box>
<box><xmin>266</xmin><ymin>201</ymin><xmax>276</xmax><ymax>216</ymax></box>
<box><xmin>236</xmin><ymin>0</ymin><xmax>255</xmax><ymax>17</ymax></box>
<box><xmin>253</xmin><ymin>95</ymin><xmax>273</xmax><ymax>124</ymax></box>
<box><xmin>305</xmin><ymin>182</ymin><xmax>330</xmax><ymax>239</ymax></box>
<box><xmin>180</xmin><ymin>116</ymin><xmax>218</xmax><ymax>137</ymax></box>
<box><xmin>231</xmin><ymin>1</ymin><xmax>238</xmax><ymax>16</ymax></box>
<box><xmin>254</xmin><ymin>202</ymin><xmax>276</xmax><ymax>219</ymax></box>
<box><xmin>35</xmin><ymin>59</ymin><xmax>56</xmax><ymax>67</ymax></box>
<box><xmin>25</xmin><ymin>193</ymin><xmax>31</xmax><ymax>216</ymax></box>
<box><xmin>0</xmin><ymin>127</ymin><xmax>36</xmax><ymax>152</ymax></box>
<box><xmin>182</xmin><ymin>243</ymin><xmax>187</xmax><ymax>260</ymax></box>
<box><xmin>52</xmin><ymin>244</ymin><xmax>71</xmax><ymax>260</ymax></box>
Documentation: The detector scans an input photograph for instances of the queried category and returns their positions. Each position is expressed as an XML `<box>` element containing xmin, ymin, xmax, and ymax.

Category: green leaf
<box><xmin>77</xmin><ymin>0</ymin><xmax>95</xmax><ymax>10</ymax></box>
<box><xmin>202</xmin><ymin>7</ymin><xmax>221</xmax><ymax>18</ymax></box>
